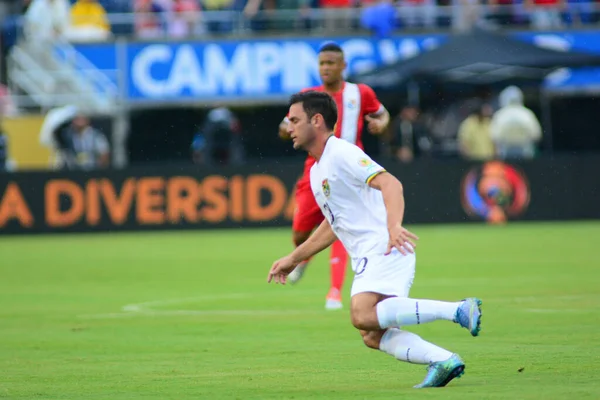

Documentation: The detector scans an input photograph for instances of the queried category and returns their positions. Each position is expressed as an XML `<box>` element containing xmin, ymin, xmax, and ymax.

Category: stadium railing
<box><xmin>7</xmin><ymin>4</ymin><xmax>600</xmax><ymax>40</ymax></box>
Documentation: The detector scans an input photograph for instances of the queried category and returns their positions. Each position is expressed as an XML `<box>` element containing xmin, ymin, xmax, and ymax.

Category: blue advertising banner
<box><xmin>75</xmin><ymin>35</ymin><xmax>445</xmax><ymax>102</ymax></box>
<box><xmin>71</xmin><ymin>31</ymin><xmax>600</xmax><ymax>103</ymax></box>
<box><xmin>513</xmin><ymin>31</ymin><xmax>600</xmax><ymax>92</ymax></box>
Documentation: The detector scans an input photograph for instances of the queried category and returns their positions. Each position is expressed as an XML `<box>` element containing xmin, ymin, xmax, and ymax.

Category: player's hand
<box><xmin>365</xmin><ymin>115</ymin><xmax>386</xmax><ymax>135</ymax></box>
<box><xmin>385</xmin><ymin>223</ymin><xmax>419</xmax><ymax>256</ymax></box>
<box><xmin>278</xmin><ymin>121</ymin><xmax>291</xmax><ymax>140</ymax></box>
<box><xmin>267</xmin><ymin>255</ymin><xmax>298</xmax><ymax>284</ymax></box>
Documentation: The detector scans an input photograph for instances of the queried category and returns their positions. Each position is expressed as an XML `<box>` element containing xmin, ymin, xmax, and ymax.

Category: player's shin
<box><xmin>379</xmin><ymin>328</ymin><xmax>453</xmax><ymax>364</ymax></box>
<box><xmin>376</xmin><ymin>298</ymin><xmax>461</xmax><ymax>328</ymax></box>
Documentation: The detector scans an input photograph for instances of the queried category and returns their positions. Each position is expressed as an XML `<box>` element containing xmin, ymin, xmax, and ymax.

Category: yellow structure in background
<box><xmin>3</xmin><ymin>114</ymin><xmax>54</xmax><ymax>170</ymax></box>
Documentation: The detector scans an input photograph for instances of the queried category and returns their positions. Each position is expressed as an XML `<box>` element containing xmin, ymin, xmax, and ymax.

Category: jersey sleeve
<box><xmin>359</xmin><ymin>84</ymin><xmax>384</xmax><ymax>116</ymax></box>
<box><xmin>337</xmin><ymin>143</ymin><xmax>386</xmax><ymax>186</ymax></box>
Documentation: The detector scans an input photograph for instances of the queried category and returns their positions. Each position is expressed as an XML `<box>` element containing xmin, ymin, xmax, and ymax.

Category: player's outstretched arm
<box><xmin>368</xmin><ymin>172</ymin><xmax>418</xmax><ymax>255</ymax></box>
<box><xmin>267</xmin><ymin>220</ymin><xmax>337</xmax><ymax>284</ymax></box>
<box><xmin>290</xmin><ymin>219</ymin><xmax>337</xmax><ymax>262</ymax></box>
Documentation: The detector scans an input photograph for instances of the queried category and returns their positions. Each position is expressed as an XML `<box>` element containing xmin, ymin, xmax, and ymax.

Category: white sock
<box><xmin>379</xmin><ymin>328</ymin><xmax>453</xmax><ymax>364</ymax></box>
<box><xmin>376</xmin><ymin>297</ymin><xmax>461</xmax><ymax>329</ymax></box>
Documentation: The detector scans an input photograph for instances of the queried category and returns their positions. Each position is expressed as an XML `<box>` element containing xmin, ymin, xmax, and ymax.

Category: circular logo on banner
<box><xmin>461</xmin><ymin>161</ymin><xmax>530</xmax><ymax>224</ymax></box>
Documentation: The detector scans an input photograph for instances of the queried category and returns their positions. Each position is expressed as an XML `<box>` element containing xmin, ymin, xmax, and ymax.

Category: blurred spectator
<box><xmin>451</xmin><ymin>0</ymin><xmax>483</xmax><ymax>31</ymax></box>
<box><xmin>525</xmin><ymin>0</ymin><xmax>564</xmax><ymax>29</ymax></box>
<box><xmin>275</xmin><ymin>0</ymin><xmax>312</xmax><ymax>30</ymax></box>
<box><xmin>100</xmin><ymin>0</ymin><xmax>132</xmax><ymax>13</ymax></box>
<box><xmin>399</xmin><ymin>0</ymin><xmax>436</xmax><ymax>29</ymax></box>
<box><xmin>71</xmin><ymin>113</ymin><xmax>110</xmax><ymax>169</ymax></box>
<box><xmin>510</xmin><ymin>0</ymin><xmax>529</xmax><ymax>25</ymax></box>
<box><xmin>457</xmin><ymin>102</ymin><xmax>495</xmax><ymax>161</ymax></box>
<box><xmin>101</xmin><ymin>0</ymin><xmax>134</xmax><ymax>35</ymax></box>
<box><xmin>67</xmin><ymin>0</ymin><xmax>112</xmax><ymax>42</ymax></box>
<box><xmin>191</xmin><ymin>131</ymin><xmax>206</xmax><ymax>164</ymax></box>
<box><xmin>424</xmin><ymin>99</ymin><xmax>469</xmax><ymax>155</ymax></box>
<box><xmin>134</xmin><ymin>0</ymin><xmax>167</xmax><ymax>38</ymax></box>
<box><xmin>200</xmin><ymin>106</ymin><xmax>244</xmax><ymax>165</ymax></box>
<box><xmin>564</xmin><ymin>0</ymin><xmax>594</xmax><ymax>26</ymax></box>
<box><xmin>360</xmin><ymin>0</ymin><xmax>397</xmax><ymax>37</ymax></box>
<box><xmin>490</xmin><ymin>86</ymin><xmax>542</xmax><ymax>160</ymax></box>
<box><xmin>488</xmin><ymin>0</ymin><xmax>515</xmax><ymax>26</ymax></box>
<box><xmin>53</xmin><ymin>113</ymin><xmax>110</xmax><ymax>170</ymax></box>
<box><xmin>205</xmin><ymin>0</ymin><xmax>235</xmax><ymax>33</ymax></box>
<box><xmin>244</xmin><ymin>0</ymin><xmax>310</xmax><ymax>32</ymax></box>
<box><xmin>0</xmin><ymin>84</ymin><xmax>19</xmax><ymax>118</ymax></box>
<box><xmin>319</xmin><ymin>0</ymin><xmax>353</xmax><ymax>32</ymax></box>
<box><xmin>168</xmin><ymin>0</ymin><xmax>203</xmax><ymax>38</ymax></box>
<box><xmin>23</xmin><ymin>0</ymin><xmax>71</xmax><ymax>44</ymax></box>
<box><xmin>388</xmin><ymin>105</ymin><xmax>432</xmax><ymax>163</ymax></box>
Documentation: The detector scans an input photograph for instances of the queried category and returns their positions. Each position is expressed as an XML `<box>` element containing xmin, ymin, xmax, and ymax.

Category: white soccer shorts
<box><xmin>350</xmin><ymin>249</ymin><xmax>416</xmax><ymax>298</ymax></box>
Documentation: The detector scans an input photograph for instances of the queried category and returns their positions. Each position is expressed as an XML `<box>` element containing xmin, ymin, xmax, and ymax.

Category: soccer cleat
<box><xmin>287</xmin><ymin>262</ymin><xmax>308</xmax><ymax>284</ymax></box>
<box><xmin>454</xmin><ymin>297</ymin><xmax>483</xmax><ymax>337</ymax></box>
<box><xmin>413</xmin><ymin>354</ymin><xmax>465</xmax><ymax>389</ymax></box>
<box><xmin>325</xmin><ymin>287</ymin><xmax>343</xmax><ymax>310</ymax></box>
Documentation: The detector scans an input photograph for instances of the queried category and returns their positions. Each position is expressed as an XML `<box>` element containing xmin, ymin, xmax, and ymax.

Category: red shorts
<box><xmin>292</xmin><ymin>183</ymin><xmax>324</xmax><ymax>233</ymax></box>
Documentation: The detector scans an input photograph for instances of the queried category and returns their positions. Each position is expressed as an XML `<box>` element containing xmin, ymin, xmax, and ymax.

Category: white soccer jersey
<box><xmin>310</xmin><ymin>136</ymin><xmax>389</xmax><ymax>260</ymax></box>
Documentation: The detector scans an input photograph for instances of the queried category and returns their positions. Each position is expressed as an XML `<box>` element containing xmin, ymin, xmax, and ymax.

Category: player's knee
<box><xmin>360</xmin><ymin>330</ymin><xmax>383</xmax><ymax>350</ymax></box>
<box><xmin>351</xmin><ymin>310</ymin><xmax>372</xmax><ymax>331</ymax></box>
<box><xmin>350</xmin><ymin>294</ymin><xmax>381</xmax><ymax>330</ymax></box>
<box><xmin>293</xmin><ymin>230</ymin><xmax>311</xmax><ymax>247</ymax></box>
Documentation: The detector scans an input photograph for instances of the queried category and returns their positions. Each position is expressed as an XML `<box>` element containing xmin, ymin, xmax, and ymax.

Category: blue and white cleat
<box><xmin>414</xmin><ymin>354</ymin><xmax>465</xmax><ymax>389</ymax></box>
<box><xmin>454</xmin><ymin>297</ymin><xmax>482</xmax><ymax>337</ymax></box>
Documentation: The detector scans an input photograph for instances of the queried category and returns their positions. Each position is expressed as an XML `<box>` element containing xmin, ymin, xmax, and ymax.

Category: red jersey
<box><xmin>292</xmin><ymin>82</ymin><xmax>384</xmax><ymax>189</ymax></box>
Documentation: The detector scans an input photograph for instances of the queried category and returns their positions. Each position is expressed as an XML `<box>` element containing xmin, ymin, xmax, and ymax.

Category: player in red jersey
<box><xmin>278</xmin><ymin>42</ymin><xmax>390</xmax><ymax>310</ymax></box>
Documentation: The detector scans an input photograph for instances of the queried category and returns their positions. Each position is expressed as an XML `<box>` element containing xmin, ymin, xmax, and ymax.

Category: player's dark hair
<box><xmin>289</xmin><ymin>91</ymin><xmax>338</xmax><ymax>131</ymax></box>
<box><xmin>319</xmin><ymin>42</ymin><xmax>344</xmax><ymax>55</ymax></box>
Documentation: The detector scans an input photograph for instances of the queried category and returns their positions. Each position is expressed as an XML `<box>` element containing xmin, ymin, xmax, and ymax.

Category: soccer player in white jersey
<box><xmin>267</xmin><ymin>91</ymin><xmax>483</xmax><ymax>389</ymax></box>
<box><xmin>279</xmin><ymin>42</ymin><xmax>390</xmax><ymax>311</ymax></box>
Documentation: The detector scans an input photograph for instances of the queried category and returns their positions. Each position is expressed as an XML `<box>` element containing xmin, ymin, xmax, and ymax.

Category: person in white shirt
<box><xmin>267</xmin><ymin>91</ymin><xmax>483</xmax><ymax>389</ymax></box>
<box><xmin>490</xmin><ymin>86</ymin><xmax>542</xmax><ymax>160</ymax></box>
<box><xmin>24</xmin><ymin>0</ymin><xmax>70</xmax><ymax>44</ymax></box>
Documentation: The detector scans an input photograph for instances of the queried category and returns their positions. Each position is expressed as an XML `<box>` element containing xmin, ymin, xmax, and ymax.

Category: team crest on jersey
<box><xmin>322</xmin><ymin>179</ymin><xmax>331</xmax><ymax>197</ymax></box>
<box><xmin>347</xmin><ymin>99</ymin><xmax>357</xmax><ymax>110</ymax></box>
<box><xmin>358</xmin><ymin>158</ymin><xmax>373</xmax><ymax>167</ymax></box>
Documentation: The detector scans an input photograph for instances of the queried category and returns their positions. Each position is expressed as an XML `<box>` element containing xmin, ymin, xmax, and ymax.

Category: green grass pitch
<box><xmin>1</xmin><ymin>221</ymin><xmax>599</xmax><ymax>399</ymax></box>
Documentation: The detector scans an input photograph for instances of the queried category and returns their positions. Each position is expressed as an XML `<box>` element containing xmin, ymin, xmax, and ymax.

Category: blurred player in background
<box><xmin>278</xmin><ymin>42</ymin><xmax>390</xmax><ymax>310</ymax></box>
<box><xmin>268</xmin><ymin>91</ymin><xmax>483</xmax><ymax>388</ymax></box>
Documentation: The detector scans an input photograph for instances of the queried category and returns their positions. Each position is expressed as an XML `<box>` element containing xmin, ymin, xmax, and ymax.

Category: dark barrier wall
<box><xmin>126</xmin><ymin>97</ymin><xmax>600</xmax><ymax>164</ymax></box>
<box><xmin>0</xmin><ymin>155</ymin><xmax>598</xmax><ymax>235</ymax></box>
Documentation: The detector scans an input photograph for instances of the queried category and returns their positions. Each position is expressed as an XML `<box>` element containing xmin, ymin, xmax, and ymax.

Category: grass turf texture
<box><xmin>1</xmin><ymin>221</ymin><xmax>598</xmax><ymax>399</ymax></box>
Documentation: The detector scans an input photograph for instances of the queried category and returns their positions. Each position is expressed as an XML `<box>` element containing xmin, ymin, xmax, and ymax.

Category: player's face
<box><xmin>318</xmin><ymin>51</ymin><xmax>346</xmax><ymax>86</ymax></box>
<box><xmin>287</xmin><ymin>103</ymin><xmax>315</xmax><ymax>150</ymax></box>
